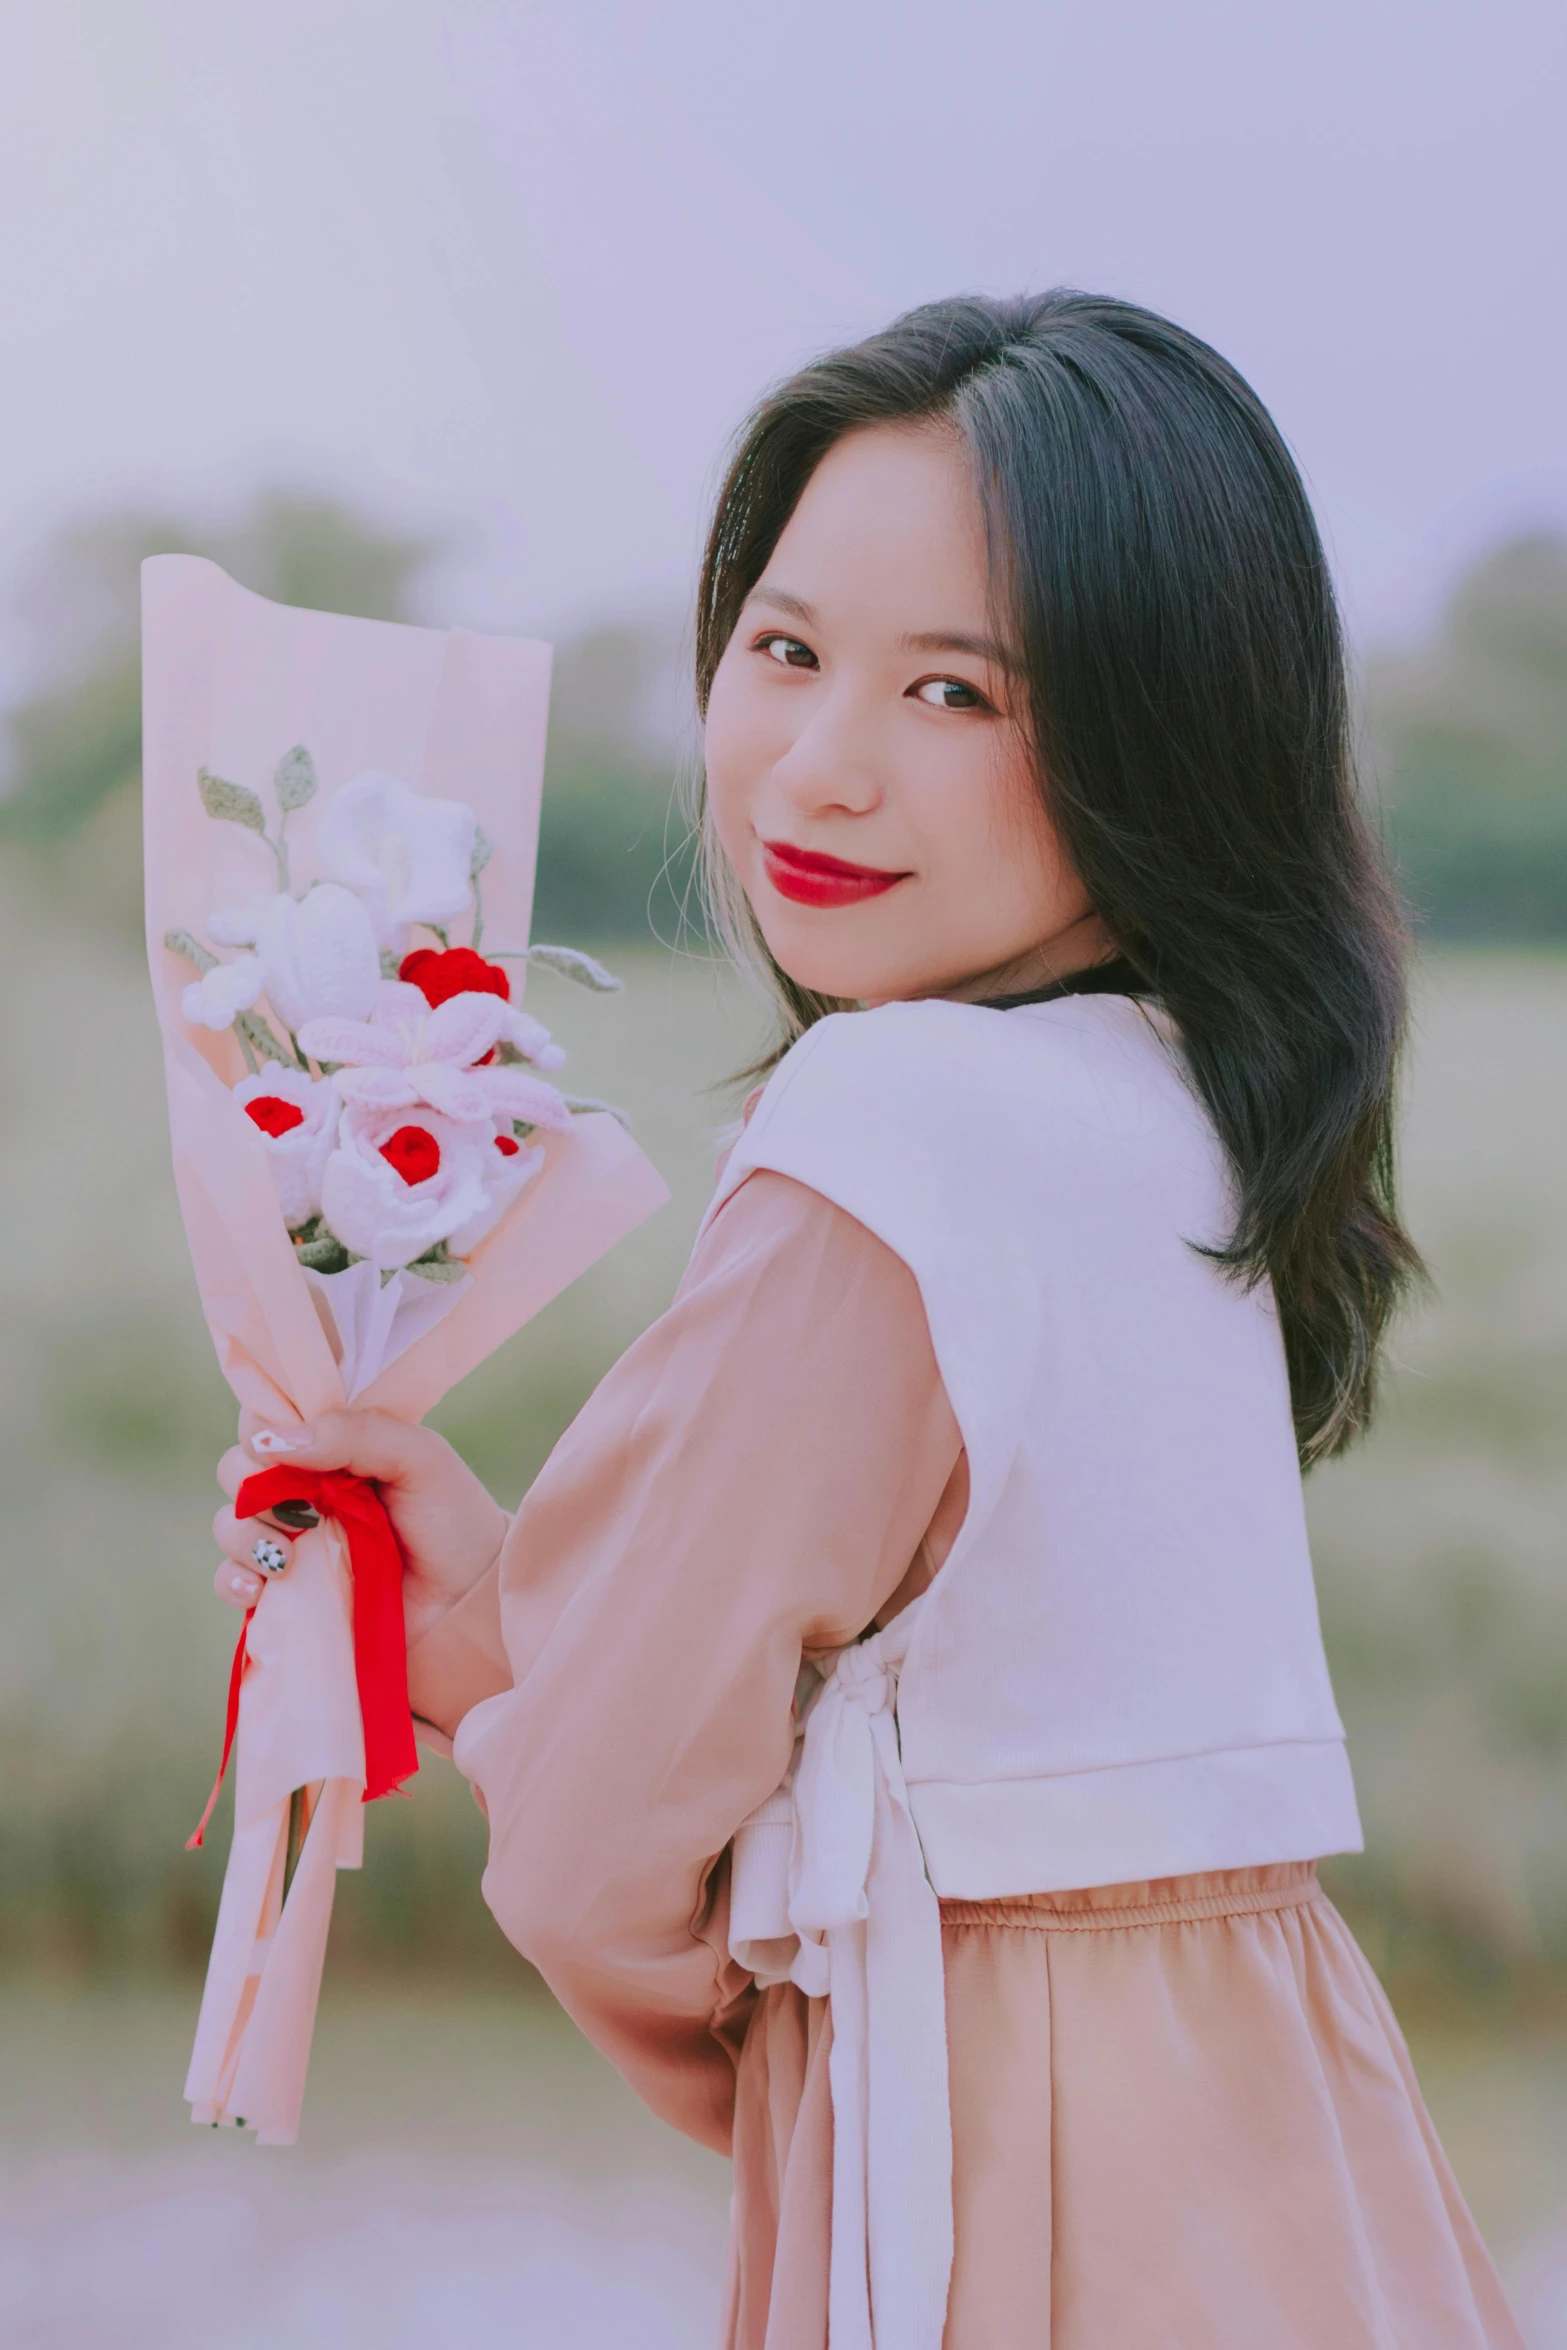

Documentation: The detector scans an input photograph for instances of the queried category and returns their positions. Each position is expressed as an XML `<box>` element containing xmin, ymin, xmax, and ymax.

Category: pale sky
<box><xmin>1</xmin><ymin>0</ymin><xmax>1563</xmax><ymax>701</ymax></box>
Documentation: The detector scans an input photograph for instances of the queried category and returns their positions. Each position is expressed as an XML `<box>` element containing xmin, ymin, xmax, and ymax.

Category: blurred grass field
<box><xmin>1</xmin><ymin>867</ymin><xmax>1565</xmax><ymax>1995</ymax></box>
<box><xmin>0</xmin><ymin>856</ymin><xmax>765</xmax><ymax>1975</ymax></box>
<box><xmin>2</xmin><ymin>1981</ymin><xmax>1564</xmax><ymax>2344</ymax></box>
<box><xmin>2</xmin><ymin>864</ymin><xmax>1566</xmax><ymax>2324</ymax></box>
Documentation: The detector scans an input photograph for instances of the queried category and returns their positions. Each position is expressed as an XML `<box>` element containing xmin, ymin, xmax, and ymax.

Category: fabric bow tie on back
<box><xmin>728</xmin><ymin>1614</ymin><xmax>955</xmax><ymax>2350</ymax></box>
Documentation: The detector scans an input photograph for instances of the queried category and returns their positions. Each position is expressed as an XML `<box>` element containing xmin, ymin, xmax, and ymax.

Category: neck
<box><xmin>935</xmin><ymin>909</ymin><xmax>1119</xmax><ymax>1007</ymax></box>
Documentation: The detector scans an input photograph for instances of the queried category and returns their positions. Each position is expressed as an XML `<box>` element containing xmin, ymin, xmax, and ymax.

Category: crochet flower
<box><xmin>446</xmin><ymin>1123</ymin><xmax>548</xmax><ymax>1258</ymax></box>
<box><xmin>400</xmin><ymin>946</ymin><xmax>507</xmax><ymax>1006</ymax></box>
<box><xmin>234</xmin><ymin>1066</ymin><xmax>339</xmax><ymax>1231</ymax></box>
<box><xmin>399</xmin><ymin>947</ymin><xmax>566</xmax><ymax>1069</ymax></box>
<box><xmin>183</xmin><ymin>955</ymin><xmax>265</xmax><ymax>1032</ymax></box>
<box><xmin>208</xmin><ymin>883</ymin><xmax>381</xmax><ymax>1037</ymax></box>
<box><xmin>316</xmin><ymin>774</ymin><xmax>477</xmax><ymax>954</ymax></box>
<box><xmin>319</xmin><ymin>1101</ymin><xmax>492</xmax><ymax>1271</ymax></box>
<box><xmin>298</xmin><ymin>981</ymin><xmax>573</xmax><ymax>1130</ymax></box>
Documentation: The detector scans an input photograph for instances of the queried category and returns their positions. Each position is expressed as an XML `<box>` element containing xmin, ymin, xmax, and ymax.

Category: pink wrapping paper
<box><xmin>142</xmin><ymin>555</ymin><xmax>669</xmax><ymax>2142</ymax></box>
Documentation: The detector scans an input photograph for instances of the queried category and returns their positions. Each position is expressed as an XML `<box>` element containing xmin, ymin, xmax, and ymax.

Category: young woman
<box><xmin>214</xmin><ymin>292</ymin><xmax>1524</xmax><ymax>2347</ymax></box>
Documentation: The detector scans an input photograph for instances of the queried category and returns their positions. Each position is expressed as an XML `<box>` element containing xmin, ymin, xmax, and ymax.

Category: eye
<box><xmin>911</xmin><ymin>675</ymin><xmax>988</xmax><ymax>711</ymax></box>
<box><xmin>757</xmin><ymin>632</ymin><xmax>818</xmax><ymax>670</ymax></box>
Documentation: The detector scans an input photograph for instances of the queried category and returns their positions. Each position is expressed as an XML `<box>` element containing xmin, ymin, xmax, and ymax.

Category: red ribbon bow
<box><xmin>187</xmin><ymin>1468</ymin><xmax>418</xmax><ymax>1849</ymax></box>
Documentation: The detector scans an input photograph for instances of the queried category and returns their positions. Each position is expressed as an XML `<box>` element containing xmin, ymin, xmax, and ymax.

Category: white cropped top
<box><xmin>704</xmin><ymin>992</ymin><xmax>1361</xmax><ymax>2349</ymax></box>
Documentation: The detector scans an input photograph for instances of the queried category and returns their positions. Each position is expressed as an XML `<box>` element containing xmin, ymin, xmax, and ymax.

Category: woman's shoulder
<box><xmin>751</xmin><ymin>994</ymin><xmax>1186</xmax><ymax>1157</ymax></box>
<box><xmin>699</xmin><ymin>995</ymin><xmax>1203</xmax><ymax>1266</ymax></box>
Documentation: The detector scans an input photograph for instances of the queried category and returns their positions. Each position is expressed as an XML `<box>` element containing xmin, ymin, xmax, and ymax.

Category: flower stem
<box><xmin>236</xmin><ymin>1009</ymin><xmax>298</xmax><ymax>1070</ymax></box>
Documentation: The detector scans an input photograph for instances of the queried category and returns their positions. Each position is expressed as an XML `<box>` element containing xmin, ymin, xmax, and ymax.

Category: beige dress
<box><xmin>409</xmin><ymin>1170</ymin><xmax>1523</xmax><ymax>2349</ymax></box>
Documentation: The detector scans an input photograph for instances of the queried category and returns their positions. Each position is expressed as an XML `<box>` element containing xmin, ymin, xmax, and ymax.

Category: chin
<box><xmin>762</xmin><ymin>928</ymin><xmax>924</xmax><ymax>1005</ymax></box>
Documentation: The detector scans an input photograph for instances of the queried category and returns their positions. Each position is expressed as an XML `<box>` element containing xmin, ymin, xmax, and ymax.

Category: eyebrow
<box><xmin>899</xmin><ymin>628</ymin><xmax>1018</xmax><ymax>670</ymax></box>
<box><xmin>743</xmin><ymin>586</ymin><xmax>1017</xmax><ymax>671</ymax></box>
<box><xmin>744</xmin><ymin>586</ymin><xmax>818</xmax><ymax>625</ymax></box>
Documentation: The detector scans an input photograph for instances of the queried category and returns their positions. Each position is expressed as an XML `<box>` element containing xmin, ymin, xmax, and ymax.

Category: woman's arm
<box><xmin>460</xmin><ymin>1169</ymin><xmax>961</xmax><ymax>2153</ymax></box>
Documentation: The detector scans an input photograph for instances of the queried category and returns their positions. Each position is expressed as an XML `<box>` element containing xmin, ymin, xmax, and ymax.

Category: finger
<box><xmin>217</xmin><ymin>1445</ymin><xmax>250</xmax><ymax>1502</ymax></box>
<box><xmin>220</xmin><ymin>1445</ymin><xmax>320</xmax><ymax>1535</ymax></box>
<box><xmin>215</xmin><ymin>1560</ymin><xmax>265</xmax><ymax>1610</ymax></box>
<box><xmin>214</xmin><ymin>1502</ymin><xmax>294</xmax><ymax>1579</ymax></box>
<box><xmin>237</xmin><ymin>1406</ymin><xmax>306</xmax><ymax>1456</ymax></box>
<box><xmin>244</xmin><ymin>1407</ymin><xmax>433</xmax><ymax>1487</ymax></box>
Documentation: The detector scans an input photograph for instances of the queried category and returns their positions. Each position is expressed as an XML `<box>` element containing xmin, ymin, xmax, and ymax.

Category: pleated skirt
<box><xmin>724</xmin><ymin>1864</ymin><xmax>1525</xmax><ymax>2349</ymax></box>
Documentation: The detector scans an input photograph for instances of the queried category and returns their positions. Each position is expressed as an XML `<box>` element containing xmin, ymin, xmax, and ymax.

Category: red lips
<box><xmin>762</xmin><ymin>838</ymin><xmax>910</xmax><ymax>910</ymax></box>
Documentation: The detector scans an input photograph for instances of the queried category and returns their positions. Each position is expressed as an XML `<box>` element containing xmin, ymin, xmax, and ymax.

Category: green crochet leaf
<box><xmin>273</xmin><ymin>744</ymin><xmax>318</xmax><ymax>811</ymax></box>
<box><xmin>470</xmin><ymin>824</ymin><xmax>494</xmax><ymax>879</ymax></box>
<box><xmin>163</xmin><ymin>927</ymin><xmax>216</xmax><ymax>974</ymax></box>
<box><xmin>406</xmin><ymin>1248</ymin><xmax>468</xmax><ymax>1284</ymax></box>
<box><xmin>198</xmin><ymin>767</ymin><xmax>267</xmax><ymax>833</ymax></box>
<box><xmin>526</xmin><ymin>943</ymin><xmax>622</xmax><ymax>993</ymax></box>
<box><xmin>562</xmin><ymin>1092</ymin><xmax>632</xmax><ymax>1131</ymax></box>
<box><xmin>294</xmin><ymin>1227</ymin><xmax>351</xmax><ymax>1273</ymax></box>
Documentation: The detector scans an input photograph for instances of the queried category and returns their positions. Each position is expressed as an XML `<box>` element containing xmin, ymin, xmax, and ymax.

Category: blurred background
<box><xmin>2</xmin><ymin>2</ymin><xmax>1565</xmax><ymax>2342</ymax></box>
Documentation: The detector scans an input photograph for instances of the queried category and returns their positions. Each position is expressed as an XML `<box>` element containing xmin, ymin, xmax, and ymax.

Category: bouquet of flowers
<box><xmin>144</xmin><ymin>555</ymin><xmax>668</xmax><ymax>2143</ymax></box>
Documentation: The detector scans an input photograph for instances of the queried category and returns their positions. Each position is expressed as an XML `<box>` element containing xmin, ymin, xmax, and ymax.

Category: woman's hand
<box><xmin>212</xmin><ymin>1411</ymin><xmax>510</xmax><ymax>1650</ymax></box>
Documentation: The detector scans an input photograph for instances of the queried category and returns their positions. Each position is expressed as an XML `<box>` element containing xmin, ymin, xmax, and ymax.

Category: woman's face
<box><xmin>704</xmin><ymin>420</ymin><xmax>1107</xmax><ymax>1004</ymax></box>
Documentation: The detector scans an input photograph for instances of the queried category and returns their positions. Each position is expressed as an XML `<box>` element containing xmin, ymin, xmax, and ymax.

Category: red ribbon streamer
<box><xmin>186</xmin><ymin>1603</ymin><xmax>256</xmax><ymax>1850</ymax></box>
<box><xmin>186</xmin><ymin>1469</ymin><xmax>418</xmax><ymax>1849</ymax></box>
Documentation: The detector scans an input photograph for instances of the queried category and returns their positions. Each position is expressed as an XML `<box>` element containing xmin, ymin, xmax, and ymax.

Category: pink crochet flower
<box><xmin>298</xmin><ymin>981</ymin><xmax>572</xmax><ymax>1131</ymax></box>
<box><xmin>446</xmin><ymin>1122</ymin><xmax>547</xmax><ymax>1258</ymax></box>
<box><xmin>234</xmin><ymin>1065</ymin><xmax>339</xmax><ymax>1232</ymax></box>
<box><xmin>320</xmin><ymin>1101</ymin><xmax>493</xmax><ymax>1271</ymax></box>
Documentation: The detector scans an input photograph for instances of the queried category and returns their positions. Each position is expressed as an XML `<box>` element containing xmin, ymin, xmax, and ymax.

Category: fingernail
<box><xmin>265</xmin><ymin>1500</ymin><xmax>319</xmax><ymax>1532</ymax></box>
<box><xmin>251</xmin><ymin>1538</ymin><xmax>288</xmax><ymax>1576</ymax></box>
<box><xmin>229</xmin><ymin>1571</ymin><xmax>258</xmax><ymax>1598</ymax></box>
<box><xmin>251</xmin><ymin>1427</ymin><xmax>309</xmax><ymax>1456</ymax></box>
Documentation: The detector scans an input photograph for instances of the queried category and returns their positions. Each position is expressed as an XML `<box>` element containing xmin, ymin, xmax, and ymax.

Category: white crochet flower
<box><xmin>233</xmin><ymin>1066</ymin><xmax>339</xmax><ymax>1231</ymax></box>
<box><xmin>316</xmin><ymin>773</ymin><xmax>477</xmax><ymax>954</ymax></box>
<box><xmin>446</xmin><ymin>1123</ymin><xmax>547</xmax><ymax>1258</ymax></box>
<box><xmin>299</xmin><ymin>981</ymin><xmax>573</xmax><ymax>1131</ymax></box>
<box><xmin>183</xmin><ymin>955</ymin><xmax>265</xmax><ymax>1032</ymax></box>
<box><xmin>319</xmin><ymin>1102</ymin><xmax>492</xmax><ymax>1271</ymax></box>
<box><xmin>501</xmin><ymin>1006</ymin><xmax>568</xmax><ymax>1070</ymax></box>
<box><xmin>209</xmin><ymin>883</ymin><xmax>381</xmax><ymax>1036</ymax></box>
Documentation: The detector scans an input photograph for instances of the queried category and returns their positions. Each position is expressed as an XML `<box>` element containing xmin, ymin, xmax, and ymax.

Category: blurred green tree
<box><xmin>0</xmin><ymin>495</ymin><xmax>697</xmax><ymax>944</ymax></box>
<box><xmin>0</xmin><ymin>496</ymin><xmax>434</xmax><ymax>846</ymax></box>
<box><xmin>1367</xmin><ymin>532</ymin><xmax>1567</xmax><ymax>939</ymax></box>
<box><xmin>534</xmin><ymin>620</ymin><xmax>698</xmax><ymax>944</ymax></box>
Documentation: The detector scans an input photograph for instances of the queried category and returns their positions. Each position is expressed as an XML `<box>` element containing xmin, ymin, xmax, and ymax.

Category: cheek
<box><xmin>702</xmin><ymin>658</ymin><xmax>766</xmax><ymax>862</ymax></box>
<box><xmin>984</xmin><ymin>733</ymin><xmax>1070</xmax><ymax>888</ymax></box>
<box><xmin>992</xmin><ymin>768</ymin><xmax>1072</xmax><ymax>908</ymax></box>
<box><xmin>920</xmin><ymin>727</ymin><xmax>1046</xmax><ymax>884</ymax></box>
<box><xmin>914</xmin><ymin>732</ymin><xmax>1081</xmax><ymax>945</ymax></box>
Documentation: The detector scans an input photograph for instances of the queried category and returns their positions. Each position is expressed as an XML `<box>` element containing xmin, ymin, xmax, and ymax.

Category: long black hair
<box><xmin>693</xmin><ymin>290</ymin><xmax>1422</xmax><ymax>1463</ymax></box>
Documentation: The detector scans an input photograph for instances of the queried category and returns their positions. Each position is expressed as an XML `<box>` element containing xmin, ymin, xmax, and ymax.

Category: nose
<box><xmin>768</xmin><ymin>683</ymin><xmax>885</xmax><ymax>821</ymax></box>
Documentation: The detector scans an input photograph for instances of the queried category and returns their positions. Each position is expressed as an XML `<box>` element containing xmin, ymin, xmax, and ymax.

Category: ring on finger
<box><xmin>252</xmin><ymin>1537</ymin><xmax>289</xmax><ymax>1576</ymax></box>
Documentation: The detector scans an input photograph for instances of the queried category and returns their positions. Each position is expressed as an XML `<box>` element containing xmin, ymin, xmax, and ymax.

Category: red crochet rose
<box><xmin>244</xmin><ymin>1095</ymin><xmax>306</xmax><ymax>1139</ymax></box>
<box><xmin>379</xmin><ymin>1124</ymin><xmax>442</xmax><ymax>1186</ymax></box>
<box><xmin>399</xmin><ymin>947</ymin><xmax>511</xmax><ymax>1007</ymax></box>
